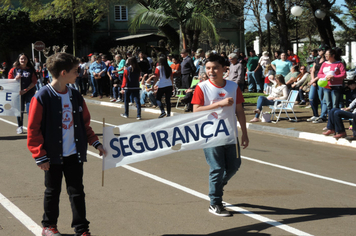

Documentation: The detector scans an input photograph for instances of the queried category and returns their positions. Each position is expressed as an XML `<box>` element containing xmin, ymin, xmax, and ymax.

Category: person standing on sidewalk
<box><xmin>246</xmin><ymin>49</ymin><xmax>262</xmax><ymax>92</ymax></box>
<box><xmin>191</xmin><ymin>54</ymin><xmax>249</xmax><ymax>217</ymax></box>
<box><xmin>180</xmin><ymin>49</ymin><xmax>196</xmax><ymax>89</ymax></box>
<box><xmin>27</xmin><ymin>53</ymin><xmax>106</xmax><ymax>236</ymax></box>
<box><xmin>8</xmin><ymin>53</ymin><xmax>37</xmax><ymax>134</ymax></box>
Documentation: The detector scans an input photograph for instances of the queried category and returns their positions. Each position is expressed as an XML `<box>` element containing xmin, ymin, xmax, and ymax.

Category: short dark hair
<box><xmin>46</xmin><ymin>53</ymin><xmax>79</xmax><ymax>79</ymax></box>
<box><xmin>205</xmin><ymin>54</ymin><xmax>226</xmax><ymax>67</ymax></box>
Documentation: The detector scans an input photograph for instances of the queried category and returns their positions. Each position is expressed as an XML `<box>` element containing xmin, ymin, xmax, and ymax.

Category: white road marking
<box><xmin>0</xmin><ymin>193</ymin><xmax>42</xmax><ymax>235</ymax></box>
<box><xmin>2</xmin><ymin>117</ymin><xmax>354</xmax><ymax>236</ymax></box>
<box><xmin>241</xmin><ymin>156</ymin><xmax>356</xmax><ymax>187</ymax></box>
<box><xmin>90</xmin><ymin>150</ymin><xmax>312</xmax><ymax>235</ymax></box>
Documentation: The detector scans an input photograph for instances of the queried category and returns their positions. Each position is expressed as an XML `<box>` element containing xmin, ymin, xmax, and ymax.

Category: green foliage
<box><xmin>129</xmin><ymin>0</ymin><xmax>219</xmax><ymax>45</ymax></box>
<box><xmin>297</xmin><ymin>43</ymin><xmax>319</xmax><ymax>67</ymax></box>
<box><xmin>0</xmin><ymin>8</ymin><xmax>34</xmax><ymax>53</ymax></box>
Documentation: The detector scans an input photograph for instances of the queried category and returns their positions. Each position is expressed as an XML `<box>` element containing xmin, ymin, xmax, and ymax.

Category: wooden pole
<box><xmin>102</xmin><ymin>118</ymin><xmax>105</xmax><ymax>187</ymax></box>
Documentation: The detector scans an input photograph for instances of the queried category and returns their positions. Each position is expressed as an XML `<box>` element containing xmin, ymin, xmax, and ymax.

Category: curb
<box><xmin>85</xmin><ymin>98</ymin><xmax>356</xmax><ymax>149</ymax></box>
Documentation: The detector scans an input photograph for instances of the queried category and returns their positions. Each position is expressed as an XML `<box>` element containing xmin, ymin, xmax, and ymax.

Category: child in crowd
<box><xmin>27</xmin><ymin>53</ymin><xmax>106</xmax><ymax>236</ymax></box>
<box><xmin>191</xmin><ymin>54</ymin><xmax>249</xmax><ymax>217</ymax></box>
<box><xmin>263</xmin><ymin>64</ymin><xmax>275</xmax><ymax>95</ymax></box>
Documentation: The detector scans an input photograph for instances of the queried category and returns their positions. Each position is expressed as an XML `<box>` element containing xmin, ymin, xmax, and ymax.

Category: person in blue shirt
<box><xmin>89</xmin><ymin>56</ymin><xmax>106</xmax><ymax>98</ymax></box>
<box><xmin>271</xmin><ymin>52</ymin><xmax>293</xmax><ymax>77</ymax></box>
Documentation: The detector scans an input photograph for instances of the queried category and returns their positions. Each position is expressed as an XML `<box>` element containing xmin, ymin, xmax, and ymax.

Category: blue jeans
<box><xmin>255</xmin><ymin>96</ymin><xmax>275</xmax><ymax>118</ymax></box>
<box><xmin>309</xmin><ymin>84</ymin><xmax>326</xmax><ymax>118</ymax></box>
<box><xmin>247</xmin><ymin>69</ymin><xmax>262</xmax><ymax>92</ymax></box>
<box><xmin>124</xmin><ymin>89</ymin><xmax>141</xmax><ymax>118</ymax></box>
<box><xmin>91</xmin><ymin>76</ymin><xmax>103</xmax><ymax>97</ymax></box>
<box><xmin>204</xmin><ymin>141</ymin><xmax>241</xmax><ymax>205</ymax></box>
<box><xmin>140</xmin><ymin>90</ymin><xmax>157</xmax><ymax>106</ymax></box>
<box><xmin>327</xmin><ymin>108</ymin><xmax>354</xmax><ymax>133</ymax></box>
<box><xmin>323</xmin><ymin>86</ymin><xmax>342</xmax><ymax>118</ymax></box>
<box><xmin>112</xmin><ymin>86</ymin><xmax>122</xmax><ymax>99</ymax></box>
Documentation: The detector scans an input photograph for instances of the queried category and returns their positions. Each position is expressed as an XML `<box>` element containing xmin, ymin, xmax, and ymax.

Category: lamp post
<box><xmin>265</xmin><ymin>0</ymin><xmax>272</xmax><ymax>56</ymax></box>
<box><xmin>291</xmin><ymin>6</ymin><xmax>303</xmax><ymax>54</ymax></box>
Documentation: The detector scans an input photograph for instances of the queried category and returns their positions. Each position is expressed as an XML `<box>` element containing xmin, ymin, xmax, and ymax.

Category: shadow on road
<box><xmin>162</xmin><ymin>203</ymin><xmax>356</xmax><ymax>236</ymax></box>
<box><xmin>0</xmin><ymin>135</ymin><xmax>28</xmax><ymax>140</ymax></box>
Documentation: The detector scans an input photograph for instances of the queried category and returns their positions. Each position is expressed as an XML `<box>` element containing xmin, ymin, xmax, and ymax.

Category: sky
<box><xmin>244</xmin><ymin>0</ymin><xmax>348</xmax><ymax>32</ymax></box>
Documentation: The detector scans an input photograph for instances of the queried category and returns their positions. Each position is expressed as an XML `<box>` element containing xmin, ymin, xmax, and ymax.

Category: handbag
<box><xmin>261</xmin><ymin>112</ymin><xmax>271</xmax><ymax>123</ymax></box>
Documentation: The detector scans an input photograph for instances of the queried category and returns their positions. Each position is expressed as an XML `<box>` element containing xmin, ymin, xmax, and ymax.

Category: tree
<box><xmin>1</xmin><ymin>0</ymin><xmax>116</xmax><ymax>56</ymax></box>
<box><xmin>0</xmin><ymin>8</ymin><xmax>35</xmax><ymax>62</ymax></box>
<box><xmin>129</xmin><ymin>0</ymin><xmax>219</xmax><ymax>51</ymax></box>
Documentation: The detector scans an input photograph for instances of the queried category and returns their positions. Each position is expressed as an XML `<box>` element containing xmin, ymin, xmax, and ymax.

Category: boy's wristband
<box><xmin>92</xmin><ymin>140</ymin><xmax>102</xmax><ymax>149</ymax></box>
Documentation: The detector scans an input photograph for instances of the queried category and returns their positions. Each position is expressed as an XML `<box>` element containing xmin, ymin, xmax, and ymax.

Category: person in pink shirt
<box><xmin>317</xmin><ymin>49</ymin><xmax>346</xmax><ymax>119</ymax></box>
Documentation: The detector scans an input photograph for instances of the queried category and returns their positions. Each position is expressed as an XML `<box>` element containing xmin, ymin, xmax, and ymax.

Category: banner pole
<box><xmin>102</xmin><ymin>118</ymin><xmax>105</xmax><ymax>187</ymax></box>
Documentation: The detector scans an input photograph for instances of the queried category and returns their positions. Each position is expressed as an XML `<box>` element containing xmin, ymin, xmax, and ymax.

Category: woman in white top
<box><xmin>153</xmin><ymin>57</ymin><xmax>173</xmax><ymax>118</ymax></box>
<box><xmin>290</xmin><ymin>65</ymin><xmax>309</xmax><ymax>105</ymax></box>
<box><xmin>250</xmin><ymin>74</ymin><xmax>288</xmax><ymax>122</ymax></box>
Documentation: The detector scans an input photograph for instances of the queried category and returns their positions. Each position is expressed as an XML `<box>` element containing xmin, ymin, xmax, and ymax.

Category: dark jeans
<box><xmin>42</xmin><ymin>154</ymin><xmax>89</xmax><ymax>234</ymax></box>
<box><xmin>156</xmin><ymin>86</ymin><xmax>173</xmax><ymax>116</ymax></box>
<box><xmin>91</xmin><ymin>77</ymin><xmax>103</xmax><ymax>97</ymax></box>
<box><xmin>181</xmin><ymin>74</ymin><xmax>192</xmax><ymax>89</ymax></box>
<box><xmin>326</xmin><ymin>108</ymin><xmax>354</xmax><ymax>133</ymax></box>
<box><xmin>77</xmin><ymin>77</ymin><xmax>87</xmax><ymax>95</ymax></box>
<box><xmin>17</xmin><ymin>93</ymin><xmax>33</xmax><ymax>127</ymax></box>
<box><xmin>124</xmin><ymin>89</ymin><xmax>141</xmax><ymax>118</ymax></box>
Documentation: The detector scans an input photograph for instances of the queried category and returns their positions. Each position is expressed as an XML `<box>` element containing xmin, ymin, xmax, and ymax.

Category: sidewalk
<box><xmin>84</xmin><ymin>95</ymin><xmax>356</xmax><ymax>149</ymax></box>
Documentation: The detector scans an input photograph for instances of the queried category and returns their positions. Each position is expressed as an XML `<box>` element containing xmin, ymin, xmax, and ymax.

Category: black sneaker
<box><xmin>208</xmin><ymin>204</ymin><xmax>232</xmax><ymax>217</ymax></box>
<box><xmin>158</xmin><ymin>112</ymin><xmax>166</xmax><ymax>118</ymax></box>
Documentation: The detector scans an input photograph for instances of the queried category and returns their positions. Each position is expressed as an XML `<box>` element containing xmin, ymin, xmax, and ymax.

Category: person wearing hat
<box><xmin>180</xmin><ymin>48</ymin><xmax>196</xmax><ymax>89</ymax></box>
<box><xmin>194</xmin><ymin>48</ymin><xmax>205</xmax><ymax>76</ymax></box>
<box><xmin>307</xmin><ymin>44</ymin><xmax>329</xmax><ymax>123</ymax></box>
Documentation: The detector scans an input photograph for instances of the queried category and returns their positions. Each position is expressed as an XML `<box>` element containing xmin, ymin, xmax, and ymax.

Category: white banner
<box><xmin>102</xmin><ymin>107</ymin><xmax>237</xmax><ymax>170</ymax></box>
<box><xmin>0</xmin><ymin>79</ymin><xmax>21</xmax><ymax>117</ymax></box>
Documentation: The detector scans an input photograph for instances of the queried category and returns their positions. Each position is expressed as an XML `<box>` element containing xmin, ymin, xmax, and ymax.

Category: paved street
<box><xmin>0</xmin><ymin>102</ymin><xmax>356</xmax><ymax>236</ymax></box>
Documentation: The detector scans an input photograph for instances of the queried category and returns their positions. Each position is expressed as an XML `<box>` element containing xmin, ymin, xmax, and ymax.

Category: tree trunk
<box><xmin>71</xmin><ymin>0</ymin><xmax>76</xmax><ymax>56</ymax></box>
<box><xmin>192</xmin><ymin>30</ymin><xmax>201</xmax><ymax>52</ymax></box>
<box><xmin>308</xmin><ymin>1</ymin><xmax>336</xmax><ymax>47</ymax></box>
<box><xmin>270</xmin><ymin>0</ymin><xmax>290</xmax><ymax>51</ymax></box>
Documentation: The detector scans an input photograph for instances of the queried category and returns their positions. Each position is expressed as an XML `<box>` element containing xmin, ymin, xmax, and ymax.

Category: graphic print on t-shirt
<box><xmin>62</xmin><ymin>103</ymin><xmax>73</xmax><ymax>130</ymax></box>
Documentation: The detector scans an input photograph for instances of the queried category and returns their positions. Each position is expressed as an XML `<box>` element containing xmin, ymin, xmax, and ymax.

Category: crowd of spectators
<box><xmin>3</xmin><ymin>44</ymin><xmax>356</xmax><ymax>139</ymax></box>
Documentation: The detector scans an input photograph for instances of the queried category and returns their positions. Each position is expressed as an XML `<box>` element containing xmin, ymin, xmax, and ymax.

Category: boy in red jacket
<box><xmin>27</xmin><ymin>53</ymin><xmax>106</xmax><ymax>236</ymax></box>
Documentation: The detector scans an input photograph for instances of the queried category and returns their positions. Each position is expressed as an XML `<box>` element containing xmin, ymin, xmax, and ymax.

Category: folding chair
<box><xmin>269</xmin><ymin>90</ymin><xmax>298</xmax><ymax>123</ymax></box>
<box><xmin>175</xmin><ymin>76</ymin><xmax>200</xmax><ymax>109</ymax></box>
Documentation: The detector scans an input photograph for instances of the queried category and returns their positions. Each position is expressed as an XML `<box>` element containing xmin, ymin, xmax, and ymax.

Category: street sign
<box><xmin>33</xmin><ymin>41</ymin><xmax>45</xmax><ymax>51</ymax></box>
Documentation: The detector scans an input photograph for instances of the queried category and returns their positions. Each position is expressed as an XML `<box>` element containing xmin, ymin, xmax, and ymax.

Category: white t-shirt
<box><xmin>155</xmin><ymin>66</ymin><xmax>172</xmax><ymax>88</ymax></box>
<box><xmin>58</xmin><ymin>91</ymin><xmax>77</xmax><ymax>157</ymax></box>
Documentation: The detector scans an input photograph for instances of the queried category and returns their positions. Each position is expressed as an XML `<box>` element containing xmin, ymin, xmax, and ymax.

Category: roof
<box><xmin>115</xmin><ymin>33</ymin><xmax>167</xmax><ymax>43</ymax></box>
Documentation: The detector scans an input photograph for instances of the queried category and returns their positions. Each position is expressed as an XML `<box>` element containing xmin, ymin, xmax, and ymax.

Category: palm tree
<box><xmin>129</xmin><ymin>0</ymin><xmax>219</xmax><ymax>51</ymax></box>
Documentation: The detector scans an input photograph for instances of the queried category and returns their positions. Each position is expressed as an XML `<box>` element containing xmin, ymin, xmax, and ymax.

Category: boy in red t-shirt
<box><xmin>191</xmin><ymin>54</ymin><xmax>249</xmax><ymax>217</ymax></box>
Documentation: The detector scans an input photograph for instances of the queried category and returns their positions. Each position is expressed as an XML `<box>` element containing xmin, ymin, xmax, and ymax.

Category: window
<box><xmin>115</xmin><ymin>5</ymin><xmax>128</xmax><ymax>21</ymax></box>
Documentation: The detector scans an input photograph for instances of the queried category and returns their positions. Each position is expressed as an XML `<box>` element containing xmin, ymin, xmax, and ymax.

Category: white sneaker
<box><xmin>307</xmin><ymin>116</ymin><xmax>317</xmax><ymax>122</ymax></box>
<box><xmin>110</xmin><ymin>99</ymin><xmax>117</xmax><ymax>102</ymax></box>
<box><xmin>16</xmin><ymin>126</ymin><xmax>23</xmax><ymax>134</ymax></box>
<box><xmin>208</xmin><ymin>204</ymin><xmax>232</xmax><ymax>217</ymax></box>
<box><xmin>129</xmin><ymin>102</ymin><xmax>133</xmax><ymax>106</ymax></box>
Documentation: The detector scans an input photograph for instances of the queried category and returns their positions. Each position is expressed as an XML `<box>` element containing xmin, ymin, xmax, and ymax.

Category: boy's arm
<box><xmin>27</xmin><ymin>96</ymin><xmax>49</xmax><ymax>165</ymax></box>
<box><xmin>82</xmin><ymin>99</ymin><xmax>101</xmax><ymax>148</ymax></box>
<box><xmin>236</xmin><ymin>102</ymin><xmax>249</xmax><ymax>149</ymax></box>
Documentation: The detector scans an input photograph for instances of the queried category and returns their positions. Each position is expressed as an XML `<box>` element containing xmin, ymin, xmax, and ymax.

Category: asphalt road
<box><xmin>0</xmin><ymin>103</ymin><xmax>355</xmax><ymax>236</ymax></box>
